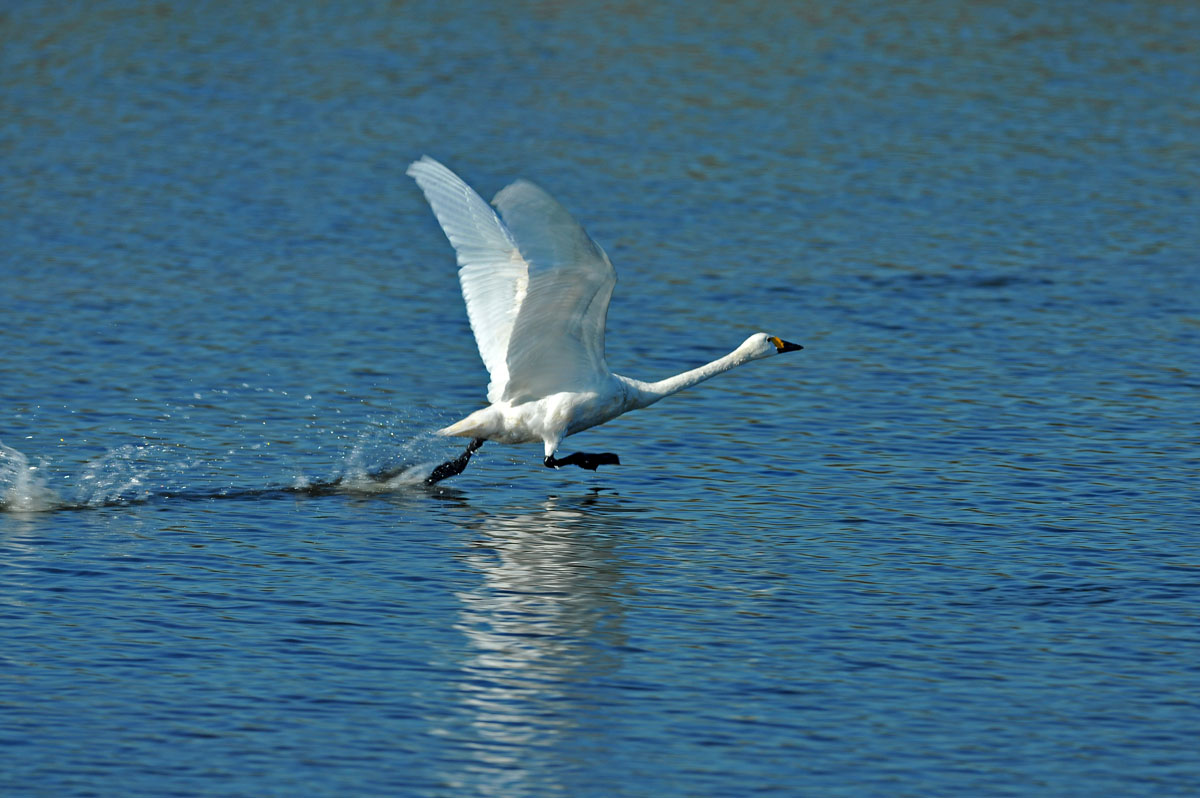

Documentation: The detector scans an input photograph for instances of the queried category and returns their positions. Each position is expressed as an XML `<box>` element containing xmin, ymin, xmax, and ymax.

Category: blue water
<box><xmin>3</xmin><ymin>1</ymin><xmax>1199</xmax><ymax>795</ymax></box>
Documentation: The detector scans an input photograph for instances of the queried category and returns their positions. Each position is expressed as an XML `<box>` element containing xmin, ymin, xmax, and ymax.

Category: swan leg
<box><xmin>426</xmin><ymin>438</ymin><xmax>485</xmax><ymax>485</ymax></box>
<box><xmin>544</xmin><ymin>451</ymin><xmax>620</xmax><ymax>471</ymax></box>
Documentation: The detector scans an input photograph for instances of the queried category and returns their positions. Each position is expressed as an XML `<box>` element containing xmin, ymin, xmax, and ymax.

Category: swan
<box><xmin>407</xmin><ymin>157</ymin><xmax>802</xmax><ymax>484</ymax></box>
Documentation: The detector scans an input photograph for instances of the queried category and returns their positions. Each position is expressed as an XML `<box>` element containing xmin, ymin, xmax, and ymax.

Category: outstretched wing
<box><xmin>492</xmin><ymin>178</ymin><xmax>615</xmax><ymax>404</ymax></box>
<box><xmin>406</xmin><ymin>156</ymin><xmax>525</xmax><ymax>403</ymax></box>
<box><xmin>408</xmin><ymin>157</ymin><xmax>616</xmax><ymax>405</ymax></box>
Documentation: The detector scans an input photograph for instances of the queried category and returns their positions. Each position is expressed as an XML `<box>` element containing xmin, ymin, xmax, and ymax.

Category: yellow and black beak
<box><xmin>769</xmin><ymin>336</ymin><xmax>804</xmax><ymax>353</ymax></box>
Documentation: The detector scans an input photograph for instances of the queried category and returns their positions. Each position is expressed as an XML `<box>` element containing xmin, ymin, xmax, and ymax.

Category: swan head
<box><xmin>741</xmin><ymin>333</ymin><xmax>804</xmax><ymax>361</ymax></box>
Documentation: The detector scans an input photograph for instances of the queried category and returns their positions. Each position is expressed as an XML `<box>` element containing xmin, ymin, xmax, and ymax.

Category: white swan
<box><xmin>407</xmin><ymin>156</ymin><xmax>802</xmax><ymax>482</ymax></box>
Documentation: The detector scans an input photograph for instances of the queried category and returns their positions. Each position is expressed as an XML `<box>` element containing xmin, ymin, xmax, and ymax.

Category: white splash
<box><xmin>77</xmin><ymin>444</ymin><xmax>151</xmax><ymax>507</ymax></box>
<box><xmin>0</xmin><ymin>441</ymin><xmax>62</xmax><ymax>513</ymax></box>
<box><xmin>335</xmin><ymin>427</ymin><xmax>441</xmax><ymax>492</ymax></box>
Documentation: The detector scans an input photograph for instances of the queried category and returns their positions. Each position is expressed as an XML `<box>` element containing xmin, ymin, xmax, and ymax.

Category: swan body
<box><xmin>407</xmin><ymin>156</ymin><xmax>802</xmax><ymax>476</ymax></box>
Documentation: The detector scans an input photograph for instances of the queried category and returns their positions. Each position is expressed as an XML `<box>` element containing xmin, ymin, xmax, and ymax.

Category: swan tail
<box><xmin>436</xmin><ymin>421</ymin><xmax>474</xmax><ymax>438</ymax></box>
<box><xmin>437</xmin><ymin>411</ymin><xmax>491</xmax><ymax>439</ymax></box>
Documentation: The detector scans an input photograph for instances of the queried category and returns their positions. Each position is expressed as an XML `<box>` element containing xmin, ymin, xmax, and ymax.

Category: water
<box><xmin>3</xmin><ymin>1</ymin><xmax>1199</xmax><ymax>795</ymax></box>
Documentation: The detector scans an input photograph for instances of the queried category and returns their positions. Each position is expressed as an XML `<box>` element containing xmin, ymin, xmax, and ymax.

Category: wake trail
<box><xmin>0</xmin><ymin>440</ymin><xmax>455</xmax><ymax>515</ymax></box>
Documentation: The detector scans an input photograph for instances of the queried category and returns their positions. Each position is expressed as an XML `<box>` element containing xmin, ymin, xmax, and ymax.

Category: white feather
<box><xmin>492</xmin><ymin>178</ymin><xmax>615</xmax><ymax>403</ymax></box>
<box><xmin>406</xmin><ymin>156</ymin><xmax>526</xmax><ymax>403</ymax></box>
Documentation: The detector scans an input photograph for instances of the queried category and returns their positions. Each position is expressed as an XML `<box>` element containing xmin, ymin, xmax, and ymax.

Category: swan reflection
<box><xmin>444</xmin><ymin>490</ymin><xmax>631</xmax><ymax>795</ymax></box>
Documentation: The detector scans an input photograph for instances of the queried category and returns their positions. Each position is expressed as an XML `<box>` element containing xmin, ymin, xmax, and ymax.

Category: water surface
<box><xmin>3</xmin><ymin>1</ymin><xmax>1198</xmax><ymax>796</ymax></box>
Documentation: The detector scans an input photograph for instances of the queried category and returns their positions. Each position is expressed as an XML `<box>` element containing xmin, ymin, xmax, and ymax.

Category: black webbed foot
<box><xmin>543</xmin><ymin>452</ymin><xmax>620</xmax><ymax>471</ymax></box>
<box><xmin>425</xmin><ymin>438</ymin><xmax>485</xmax><ymax>485</ymax></box>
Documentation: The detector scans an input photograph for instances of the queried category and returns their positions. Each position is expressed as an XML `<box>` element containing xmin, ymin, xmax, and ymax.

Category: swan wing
<box><xmin>406</xmin><ymin>156</ymin><xmax>526</xmax><ymax>403</ymax></box>
<box><xmin>492</xmin><ymin>179</ymin><xmax>616</xmax><ymax>403</ymax></box>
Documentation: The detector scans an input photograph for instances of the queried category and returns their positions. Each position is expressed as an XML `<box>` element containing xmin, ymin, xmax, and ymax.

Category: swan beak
<box><xmin>770</xmin><ymin>337</ymin><xmax>804</xmax><ymax>353</ymax></box>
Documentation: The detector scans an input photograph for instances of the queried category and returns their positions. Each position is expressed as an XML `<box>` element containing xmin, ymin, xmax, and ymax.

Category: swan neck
<box><xmin>624</xmin><ymin>348</ymin><xmax>750</xmax><ymax>409</ymax></box>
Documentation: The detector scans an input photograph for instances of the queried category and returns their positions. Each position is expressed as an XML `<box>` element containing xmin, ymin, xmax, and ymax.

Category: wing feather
<box><xmin>492</xmin><ymin>180</ymin><xmax>615</xmax><ymax>403</ymax></box>
<box><xmin>408</xmin><ymin>157</ymin><xmax>616</xmax><ymax>405</ymax></box>
<box><xmin>406</xmin><ymin>156</ymin><xmax>525</xmax><ymax>403</ymax></box>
